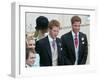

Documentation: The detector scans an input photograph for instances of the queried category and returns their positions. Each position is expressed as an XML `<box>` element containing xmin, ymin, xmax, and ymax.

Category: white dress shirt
<box><xmin>72</xmin><ymin>31</ymin><xmax>79</xmax><ymax>65</ymax></box>
<box><xmin>48</xmin><ymin>35</ymin><xmax>58</xmax><ymax>66</ymax></box>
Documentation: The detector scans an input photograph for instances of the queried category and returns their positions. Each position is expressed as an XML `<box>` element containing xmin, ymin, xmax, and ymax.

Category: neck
<box><xmin>72</xmin><ymin>31</ymin><xmax>78</xmax><ymax>34</ymax></box>
<box><xmin>49</xmin><ymin>34</ymin><xmax>56</xmax><ymax>40</ymax></box>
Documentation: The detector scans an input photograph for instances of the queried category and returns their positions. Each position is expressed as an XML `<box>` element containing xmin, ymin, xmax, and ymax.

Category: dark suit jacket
<box><xmin>61</xmin><ymin>31</ymin><xmax>88</xmax><ymax>65</ymax></box>
<box><xmin>35</xmin><ymin>36</ymin><xmax>66</xmax><ymax>66</ymax></box>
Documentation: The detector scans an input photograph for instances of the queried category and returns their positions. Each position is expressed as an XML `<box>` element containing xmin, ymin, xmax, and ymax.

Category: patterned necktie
<box><xmin>52</xmin><ymin>39</ymin><xmax>56</xmax><ymax>50</ymax></box>
<box><xmin>75</xmin><ymin>34</ymin><xmax>78</xmax><ymax>48</ymax></box>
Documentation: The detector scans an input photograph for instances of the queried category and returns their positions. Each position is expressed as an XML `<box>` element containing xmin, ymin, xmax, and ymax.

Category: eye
<box><xmin>29</xmin><ymin>44</ymin><xmax>32</xmax><ymax>46</ymax></box>
<box><xmin>29</xmin><ymin>44</ymin><xmax>35</xmax><ymax>46</ymax></box>
<box><xmin>31</xmin><ymin>57</ymin><xmax>36</xmax><ymax>59</ymax></box>
<box><xmin>73</xmin><ymin>25</ymin><xmax>80</xmax><ymax>27</ymax></box>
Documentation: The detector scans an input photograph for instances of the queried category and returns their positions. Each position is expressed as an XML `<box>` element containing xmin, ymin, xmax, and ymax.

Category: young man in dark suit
<box><xmin>61</xmin><ymin>16</ymin><xmax>88</xmax><ymax>65</ymax></box>
<box><xmin>35</xmin><ymin>20</ymin><xmax>65</xmax><ymax>66</ymax></box>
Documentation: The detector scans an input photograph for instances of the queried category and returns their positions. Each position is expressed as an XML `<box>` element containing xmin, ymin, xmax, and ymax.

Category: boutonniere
<box><xmin>81</xmin><ymin>37</ymin><xmax>84</xmax><ymax>41</ymax></box>
<box><xmin>61</xmin><ymin>48</ymin><xmax>63</xmax><ymax>51</ymax></box>
<box><xmin>82</xmin><ymin>41</ymin><xmax>85</xmax><ymax>44</ymax></box>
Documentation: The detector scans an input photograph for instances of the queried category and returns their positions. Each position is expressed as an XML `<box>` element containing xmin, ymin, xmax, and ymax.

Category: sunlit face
<box><xmin>72</xmin><ymin>21</ymin><xmax>81</xmax><ymax>34</ymax></box>
<box><xmin>27</xmin><ymin>40</ymin><xmax>35</xmax><ymax>50</ymax></box>
<box><xmin>26</xmin><ymin>52</ymin><xmax>36</xmax><ymax>66</ymax></box>
<box><xmin>49</xmin><ymin>26</ymin><xmax>60</xmax><ymax>39</ymax></box>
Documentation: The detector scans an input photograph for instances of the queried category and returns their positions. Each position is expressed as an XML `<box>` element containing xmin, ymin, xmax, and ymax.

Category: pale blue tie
<box><xmin>52</xmin><ymin>40</ymin><xmax>56</xmax><ymax>50</ymax></box>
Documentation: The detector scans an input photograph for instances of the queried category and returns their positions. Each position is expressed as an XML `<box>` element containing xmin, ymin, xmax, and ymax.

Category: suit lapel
<box><xmin>78</xmin><ymin>32</ymin><xmax>82</xmax><ymax>59</ymax></box>
<box><xmin>69</xmin><ymin>32</ymin><xmax>76</xmax><ymax>58</ymax></box>
<box><xmin>56</xmin><ymin>38</ymin><xmax>60</xmax><ymax>54</ymax></box>
<box><xmin>45</xmin><ymin>36</ymin><xmax>52</xmax><ymax>60</ymax></box>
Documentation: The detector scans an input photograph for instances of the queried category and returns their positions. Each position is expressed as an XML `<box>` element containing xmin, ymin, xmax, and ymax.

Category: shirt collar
<box><xmin>48</xmin><ymin>34</ymin><xmax>56</xmax><ymax>42</ymax></box>
<box><xmin>71</xmin><ymin>31</ymin><xmax>79</xmax><ymax>38</ymax></box>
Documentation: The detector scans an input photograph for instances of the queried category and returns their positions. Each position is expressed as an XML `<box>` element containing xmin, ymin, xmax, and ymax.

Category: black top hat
<box><xmin>35</xmin><ymin>16</ymin><xmax>49</xmax><ymax>30</ymax></box>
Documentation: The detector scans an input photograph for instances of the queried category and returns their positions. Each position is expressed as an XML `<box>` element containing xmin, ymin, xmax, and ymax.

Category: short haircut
<box><xmin>48</xmin><ymin>20</ymin><xmax>60</xmax><ymax>29</ymax></box>
<box><xmin>26</xmin><ymin>48</ymin><xmax>34</xmax><ymax>60</ymax></box>
<box><xmin>71</xmin><ymin>16</ymin><xmax>81</xmax><ymax>24</ymax></box>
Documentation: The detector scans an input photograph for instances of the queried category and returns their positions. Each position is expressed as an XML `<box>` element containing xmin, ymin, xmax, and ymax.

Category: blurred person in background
<box><xmin>34</xmin><ymin>16</ymin><xmax>49</xmax><ymax>41</ymax></box>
